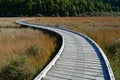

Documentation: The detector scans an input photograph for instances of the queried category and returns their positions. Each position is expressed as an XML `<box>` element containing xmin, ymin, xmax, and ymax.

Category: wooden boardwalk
<box><xmin>16</xmin><ymin>20</ymin><xmax>114</xmax><ymax>80</ymax></box>
<box><xmin>42</xmin><ymin>29</ymin><xmax>110</xmax><ymax>80</ymax></box>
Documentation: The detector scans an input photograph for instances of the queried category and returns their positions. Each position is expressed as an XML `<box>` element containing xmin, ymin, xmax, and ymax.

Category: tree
<box><xmin>22</xmin><ymin>0</ymin><xmax>33</xmax><ymax>16</ymax></box>
<box><xmin>0</xmin><ymin>0</ymin><xmax>120</xmax><ymax>17</ymax></box>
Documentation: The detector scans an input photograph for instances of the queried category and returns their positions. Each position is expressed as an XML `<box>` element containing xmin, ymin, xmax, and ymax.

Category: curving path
<box><xmin>16</xmin><ymin>20</ymin><xmax>114</xmax><ymax>80</ymax></box>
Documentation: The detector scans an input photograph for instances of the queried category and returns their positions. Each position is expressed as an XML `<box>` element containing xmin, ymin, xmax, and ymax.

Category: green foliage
<box><xmin>106</xmin><ymin>40</ymin><xmax>120</xmax><ymax>55</ymax></box>
<box><xmin>107</xmin><ymin>40</ymin><xmax>120</xmax><ymax>80</ymax></box>
<box><xmin>0</xmin><ymin>57</ymin><xmax>34</xmax><ymax>80</ymax></box>
<box><xmin>0</xmin><ymin>0</ymin><xmax>120</xmax><ymax>16</ymax></box>
<box><xmin>26</xmin><ymin>44</ymin><xmax>43</xmax><ymax>56</ymax></box>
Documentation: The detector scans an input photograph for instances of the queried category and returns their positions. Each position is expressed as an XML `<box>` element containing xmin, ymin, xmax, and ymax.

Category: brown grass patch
<box><xmin>0</xmin><ymin>28</ymin><xmax>57</xmax><ymax>79</ymax></box>
<box><xmin>0</xmin><ymin>17</ymin><xmax>28</xmax><ymax>28</ymax></box>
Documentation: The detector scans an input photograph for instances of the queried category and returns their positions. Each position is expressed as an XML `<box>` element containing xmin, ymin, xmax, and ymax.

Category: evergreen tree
<box><xmin>0</xmin><ymin>0</ymin><xmax>119</xmax><ymax>17</ymax></box>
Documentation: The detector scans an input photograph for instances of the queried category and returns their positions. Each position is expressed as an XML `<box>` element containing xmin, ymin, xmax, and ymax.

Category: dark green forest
<box><xmin>0</xmin><ymin>0</ymin><xmax>120</xmax><ymax>17</ymax></box>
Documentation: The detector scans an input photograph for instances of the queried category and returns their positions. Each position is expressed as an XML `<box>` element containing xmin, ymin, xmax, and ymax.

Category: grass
<box><xmin>0</xmin><ymin>18</ymin><xmax>58</xmax><ymax>79</ymax></box>
<box><xmin>0</xmin><ymin>18</ymin><xmax>23</xmax><ymax>28</ymax></box>
<box><xmin>0</xmin><ymin>28</ymin><xmax>57</xmax><ymax>80</ymax></box>
<box><xmin>0</xmin><ymin>17</ymin><xmax>33</xmax><ymax>28</ymax></box>
<box><xmin>27</xmin><ymin>17</ymin><xmax>120</xmax><ymax>80</ymax></box>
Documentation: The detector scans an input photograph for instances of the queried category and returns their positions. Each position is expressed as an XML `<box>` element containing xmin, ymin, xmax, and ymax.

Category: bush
<box><xmin>36</xmin><ymin>14</ymin><xmax>43</xmax><ymax>17</ymax></box>
<box><xmin>106</xmin><ymin>39</ymin><xmax>120</xmax><ymax>55</ymax></box>
<box><xmin>0</xmin><ymin>58</ymin><xmax>34</xmax><ymax>80</ymax></box>
<box><xmin>26</xmin><ymin>44</ymin><xmax>43</xmax><ymax>56</ymax></box>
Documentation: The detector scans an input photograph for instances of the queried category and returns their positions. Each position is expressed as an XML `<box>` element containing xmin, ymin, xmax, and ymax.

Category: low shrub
<box><xmin>26</xmin><ymin>44</ymin><xmax>44</xmax><ymax>56</ymax></box>
<box><xmin>0</xmin><ymin>57</ymin><xmax>35</xmax><ymax>80</ymax></box>
<box><xmin>36</xmin><ymin>14</ymin><xmax>43</xmax><ymax>17</ymax></box>
<box><xmin>106</xmin><ymin>40</ymin><xmax>120</xmax><ymax>56</ymax></box>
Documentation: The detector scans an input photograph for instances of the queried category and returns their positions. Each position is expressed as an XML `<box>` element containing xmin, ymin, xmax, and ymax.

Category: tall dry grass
<box><xmin>0</xmin><ymin>28</ymin><xmax>57</xmax><ymax>79</ymax></box>
<box><xmin>0</xmin><ymin>17</ymin><xmax>28</xmax><ymax>28</ymax></box>
<box><xmin>27</xmin><ymin>17</ymin><xmax>120</xmax><ymax>80</ymax></box>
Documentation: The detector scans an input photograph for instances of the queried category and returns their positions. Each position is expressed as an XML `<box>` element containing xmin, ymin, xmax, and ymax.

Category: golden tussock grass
<box><xmin>0</xmin><ymin>17</ymin><xmax>28</xmax><ymax>28</ymax></box>
<box><xmin>0</xmin><ymin>28</ymin><xmax>56</xmax><ymax>63</ymax></box>
<box><xmin>0</xmin><ymin>28</ymin><xmax>57</xmax><ymax>79</ymax></box>
<box><xmin>0</xmin><ymin>18</ymin><xmax>57</xmax><ymax>79</ymax></box>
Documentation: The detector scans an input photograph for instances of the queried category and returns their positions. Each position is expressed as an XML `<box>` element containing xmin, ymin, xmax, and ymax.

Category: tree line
<box><xmin>0</xmin><ymin>0</ymin><xmax>120</xmax><ymax>17</ymax></box>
